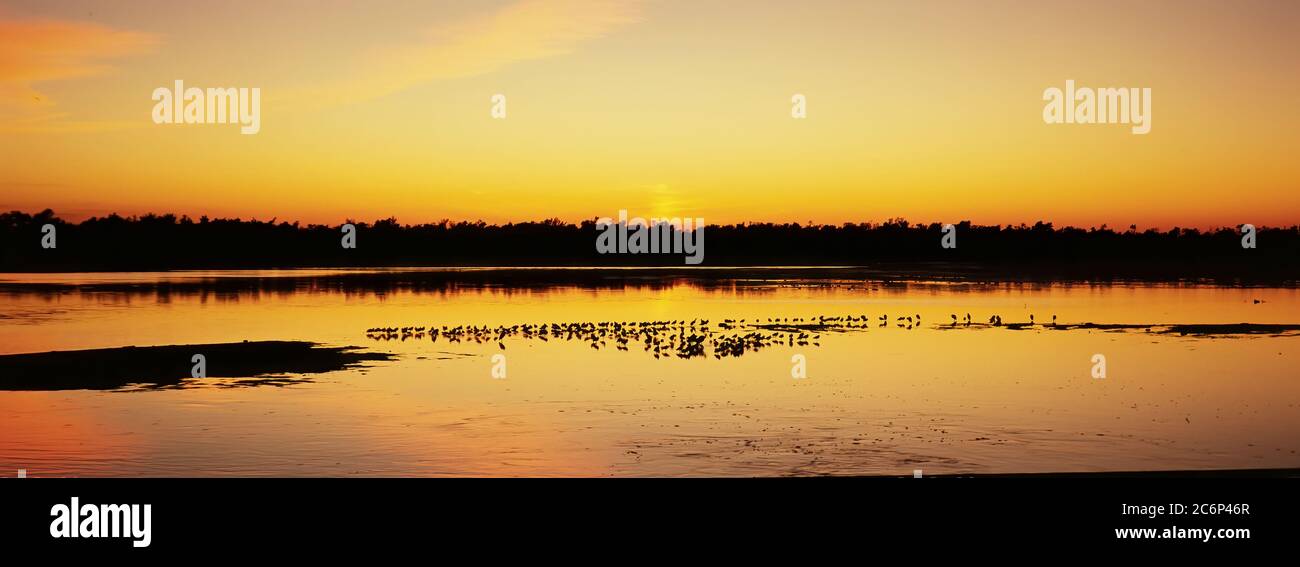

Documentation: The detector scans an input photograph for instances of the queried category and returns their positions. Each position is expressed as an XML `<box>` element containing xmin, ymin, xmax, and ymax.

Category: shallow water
<box><xmin>1</xmin><ymin>269</ymin><xmax>1297</xmax><ymax>476</ymax></box>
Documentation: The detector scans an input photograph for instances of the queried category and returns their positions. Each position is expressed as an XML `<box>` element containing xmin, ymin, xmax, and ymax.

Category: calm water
<box><xmin>1</xmin><ymin>269</ymin><xmax>1298</xmax><ymax>476</ymax></box>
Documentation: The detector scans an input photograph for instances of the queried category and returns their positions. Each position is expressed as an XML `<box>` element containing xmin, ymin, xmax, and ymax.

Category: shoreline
<box><xmin>0</xmin><ymin>341</ymin><xmax>393</xmax><ymax>391</ymax></box>
<box><xmin>1</xmin><ymin>265</ymin><xmax>1297</xmax><ymax>294</ymax></box>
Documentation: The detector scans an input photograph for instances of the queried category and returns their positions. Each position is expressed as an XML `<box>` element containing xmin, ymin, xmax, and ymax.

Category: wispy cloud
<box><xmin>292</xmin><ymin>0</ymin><xmax>643</xmax><ymax>107</ymax></box>
<box><xmin>0</xmin><ymin>18</ymin><xmax>157</xmax><ymax>131</ymax></box>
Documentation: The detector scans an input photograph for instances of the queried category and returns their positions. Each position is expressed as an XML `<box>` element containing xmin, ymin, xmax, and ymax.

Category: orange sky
<box><xmin>0</xmin><ymin>0</ymin><xmax>1297</xmax><ymax>229</ymax></box>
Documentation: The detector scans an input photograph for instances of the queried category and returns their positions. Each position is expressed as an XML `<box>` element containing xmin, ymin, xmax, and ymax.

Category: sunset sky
<box><xmin>1</xmin><ymin>0</ymin><xmax>1297</xmax><ymax>229</ymax></box>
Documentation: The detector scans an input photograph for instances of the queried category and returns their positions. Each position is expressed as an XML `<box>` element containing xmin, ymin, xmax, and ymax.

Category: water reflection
<box><xmin>1</xmin><ymin>269</ymin><xmax>1298</xmax><ymax>476</ymax></box>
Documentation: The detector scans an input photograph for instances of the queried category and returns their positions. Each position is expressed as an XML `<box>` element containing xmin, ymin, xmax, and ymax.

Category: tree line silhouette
<box><xmin>2</xmin><ymin>209</ymin><xmax>1296</xmax><ymax>281</ymax></box>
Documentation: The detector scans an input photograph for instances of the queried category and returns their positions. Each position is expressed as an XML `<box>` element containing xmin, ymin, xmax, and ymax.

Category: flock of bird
<box><xmin>363</xmin><ymin>312</ymin><xmax>1061</xmax><ymax>359</ymax></box>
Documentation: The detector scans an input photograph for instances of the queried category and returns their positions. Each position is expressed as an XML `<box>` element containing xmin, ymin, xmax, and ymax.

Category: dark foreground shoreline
<box><xmin>0</xmin><ymin>341</ymin><xmax>393</xmax><ymax>391</ymax></box>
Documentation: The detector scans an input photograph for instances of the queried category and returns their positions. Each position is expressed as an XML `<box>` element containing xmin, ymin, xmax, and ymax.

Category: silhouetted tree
<box><xmin>1</xmin><ymin>210</ymin><xmax>1296</xmax><ymax>281</ymax></box>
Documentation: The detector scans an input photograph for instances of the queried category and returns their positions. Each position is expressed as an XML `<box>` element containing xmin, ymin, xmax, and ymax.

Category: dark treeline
<box><xmin>2</xmin><ymin>209</ymin><xmax>1297</xmax><ymax>281</ymax></box>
